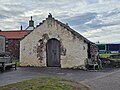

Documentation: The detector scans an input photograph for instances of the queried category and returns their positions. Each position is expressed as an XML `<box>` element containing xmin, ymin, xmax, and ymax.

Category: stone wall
<box><xmin>6</xmin><ymin>39</ymin><xmax>20</xmax><ymax>59</ymax></box>
<box><xmin>90</xmin><ymin>44</ymin><xmax>99</xmax><ymax>62</ymax></box>
<box><xmin>0</xmin><ymin>35</ymin><xmax>5</xmax><ymax>52</ymax></box>
<box><xmin>20</xmin><ymin>17</ymin><xmax>88</xmax><ymax>68</ymax></box>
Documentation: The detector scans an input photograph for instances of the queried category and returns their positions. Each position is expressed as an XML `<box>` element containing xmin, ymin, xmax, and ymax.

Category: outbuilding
<box><xmin>20</xmin><ymin>14</ymin><xmax>98</xmax><ymax>68</ymax></box>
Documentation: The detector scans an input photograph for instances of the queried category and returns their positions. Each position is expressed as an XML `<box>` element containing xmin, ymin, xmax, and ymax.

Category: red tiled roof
<box><xmin>0</xmin><ymin>30</ymin><xmax>33</xmax><ymax>39</ymax></box>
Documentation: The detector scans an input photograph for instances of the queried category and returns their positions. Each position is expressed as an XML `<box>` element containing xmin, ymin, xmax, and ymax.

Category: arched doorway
<box><xmin>46</xmin><ymin>38</ymin><xmax>61</xmax><ymax>67</ymax></box>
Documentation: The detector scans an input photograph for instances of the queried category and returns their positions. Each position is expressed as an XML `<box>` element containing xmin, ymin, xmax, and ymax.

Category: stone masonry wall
<box><xmin>20</xmin><ymin>17</ymin><xmax>88</xmax><ymax>68</ymax></box>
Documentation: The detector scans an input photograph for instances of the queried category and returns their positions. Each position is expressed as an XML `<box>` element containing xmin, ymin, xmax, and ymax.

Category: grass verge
<box><xmin>100</xmin><ymin>53</ymin><xmax>114</xmax><ymax>58</ymax></box>
<box><xmin>0</xmin><ymin>78</ymin><xmax>90</xmax><ymax>90</ymax></box>
<box><xmin>100</xmin><ymin>53</ymin><xmax>120</xmax><ymax>58</ymax></box>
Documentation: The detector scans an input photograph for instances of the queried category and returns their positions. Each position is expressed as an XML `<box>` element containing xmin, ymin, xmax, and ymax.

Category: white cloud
<box><xmin>82</xmin><ymin>25</ymin><xmax>120</xmax><ymax>43</ymax></box>
<box><xmin>0</xmin><ymin>0</ymin><xmax>120</xmax><ymax>43</ymax></box>
<box><xmin>82</xmin><ymin>29</ymin><xmax>102</xmax><ymax>38</ymax></box>
<box><xmin>21</xmin><ymin>10</ymin><xmax>43</xmax><ymax>17</ymax></box>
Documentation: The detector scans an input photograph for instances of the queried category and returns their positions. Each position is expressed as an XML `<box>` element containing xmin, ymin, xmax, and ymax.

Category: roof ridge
<box><xmin>54</xmin><ymin>19</ymin><xmax>91</xmax><ymax>43</ymax></box>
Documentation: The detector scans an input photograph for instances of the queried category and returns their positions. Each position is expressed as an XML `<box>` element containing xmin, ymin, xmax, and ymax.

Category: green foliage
<box><xmin>16</xmin><ymin>62</ymin><xmax>20</xmax><ymax>67</ymax></box>
<box><xmin>11</xmin><ymin>60</ymin><xmax>20</xmax><ymax>67</ymax></box>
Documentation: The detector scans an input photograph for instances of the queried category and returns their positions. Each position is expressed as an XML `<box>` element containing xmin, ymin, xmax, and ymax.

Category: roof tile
<box><xmin>0</xmin><ymin>30</ymin><xmax>32</xmax><ymax>39</ymax></box>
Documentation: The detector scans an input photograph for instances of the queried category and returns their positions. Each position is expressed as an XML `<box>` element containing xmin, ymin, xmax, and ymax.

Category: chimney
<box><xmin>20</xmin><ymin>25</ymin><xmax>23</xmax><ymax>30</ymax></box>
<box><xmin>29</xmin><ymin>16</ymin><xmax>34</xmax><ymax>27</ymax></box>
<box><xmin>25</xmin><ymin>16</ymin><xmax>35</xmax><ymax>30</ymax></box>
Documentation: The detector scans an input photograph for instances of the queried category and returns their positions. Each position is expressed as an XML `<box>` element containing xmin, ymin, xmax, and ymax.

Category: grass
<box><xmin>99</xmin><ymin>53</ymin><xmax>114</xmax><ymax>58</ymax></box>
<box><xmin>99</xmin><ymin>53</ymin><xmax>119</xmax><ymax>58</ymax></box>
<box><xmin>109</xmin><ymin>58</ymin><xmax>120</xmax><ymax>61</ymax></box>
<box><xmin>0</xmin><ymin>78</ymin><xmax>89</xmax><ymax>90</ymax></box>
<box><xmin>100</xmin><ymin>53</ymin><xmax>120</xmax><ymax>61</ymax></box>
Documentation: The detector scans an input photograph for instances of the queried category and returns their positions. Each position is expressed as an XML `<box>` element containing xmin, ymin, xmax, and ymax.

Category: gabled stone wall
<box><xmin>20</xmin><ymin>16</ymin><xmax>88</xmax><ymax>68</ymax></box>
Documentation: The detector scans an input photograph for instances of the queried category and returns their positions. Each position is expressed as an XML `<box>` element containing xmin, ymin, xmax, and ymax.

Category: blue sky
<box><xmin>0</xmin><ymin>0</ymin><xmax>120</xmax><ymax>43</ymax></box>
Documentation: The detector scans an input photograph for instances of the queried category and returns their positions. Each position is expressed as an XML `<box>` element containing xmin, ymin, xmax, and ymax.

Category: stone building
<box><xmin>20</xmin><ymin>14</ymin><xmax>98</xmax><ymax>68</ymax></box>
<box><xmin>0</xmin><ymin>30</ymin><xmax>32</xmax><ymax>59</ymax></box>
<box><xmin>0</xmin><ymin>17</ymin><xmax>34</xmax><ymax>59</ymax></box>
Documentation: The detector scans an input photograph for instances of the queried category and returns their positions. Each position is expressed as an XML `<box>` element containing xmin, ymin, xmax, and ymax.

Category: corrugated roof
<box><xmin>0</xmin><ymin>30</ymin><xmax>32</xmax><ymax>39</ymax></box>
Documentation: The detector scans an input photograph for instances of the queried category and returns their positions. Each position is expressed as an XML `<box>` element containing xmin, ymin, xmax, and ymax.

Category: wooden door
<box><xmin>46</xmin><ymin>39</ymin><xmax>60</xmax><ymax>67</ymax></box>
